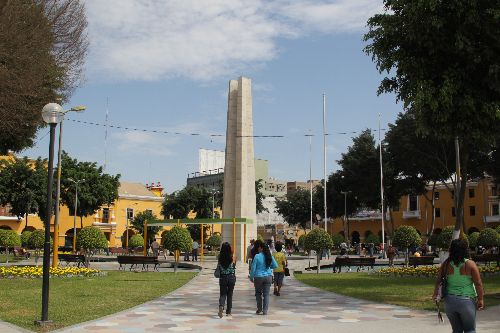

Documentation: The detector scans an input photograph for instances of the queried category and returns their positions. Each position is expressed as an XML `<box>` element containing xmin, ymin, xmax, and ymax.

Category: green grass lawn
<box><xmin>295</xmin><ymin>272</ymin><xmax>500</xmax><ymax>311</ymax></box>
<box><xmin>0</xmin><ymin>271</ymin><xmax>197</xmax><ymax>332</ymax></box>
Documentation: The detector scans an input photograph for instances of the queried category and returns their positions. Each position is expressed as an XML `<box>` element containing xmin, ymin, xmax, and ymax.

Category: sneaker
<box><xmin>273</xmin><ymin>290</ymin><xmax>277</xmax><ymax>295</ymax></box>
<box><xmin>256</xmin><ymin>310</ymin><xmax>262</xmax><ymax>315</ymax></box>
<box><xmin>218</xmin><ymin>306</ymin><xmax>224</xmax><ymax>318</ymax></box>
<box><xmin>276</xmin><ymin>292</ymin><xmax>280</xmax><ymax>296</ymax></box>
<box><xmin>226</xmin><ymin>313</ymin><xmax>232</xmax><ymax>317</ymax></box>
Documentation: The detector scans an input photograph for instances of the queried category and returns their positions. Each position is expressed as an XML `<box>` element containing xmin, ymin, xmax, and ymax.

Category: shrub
<box><xmin>365</xmin><ymin>233</ymin><xmax>380</xmax><ymax>245</ymax></box>
<box><xmin>27</xmin><ymin>229</ymin><xmax>51</xmax><ymax>265</ymax></box>
<box><xmin>496</xmin><ymin>225</ymin><xmax>500</xmax><ymax>234</ymax></box>
<box><xmin>304</xmin><ymin>228</ymin><xmax>333</xmax><ymax>274</ymax></box>
<box><xmin>468</xmin><ymin>232</ymin><xmax>480</xmax><ymax>249</ymax></box>
<box><xmin>427</xmin><ymin>233</ymin><xmax>439</xmax><ymax>247</ymax></box>
<box><xmin>0</xmin><ymin>230</ymin><xmax>21</xmax><ymax>263</ymax></box>
<box><xmin>477</xmin><ymin>228</ymin><xmax>499</xmax><ymax>248</ymax></box>
<box><xmin>331</xmin><ymin>234</ymin><xmax>344</xmax><ymax>248</ymax></box>
<box><xmin>76</xmin><ymin>226</ymin><xmax>107</xmax><ymax>267</ymax></box>
<box><xmin>163</xmin><ymin>226</ymin><xmax>192</xmax><ymax>272</ymax></box>
<box><xmin>437</xmin><ymin>226</ymin><xmax>454</xmax><ymax>249</ymax></box>
<box><xmin>129</xmin><ymin>234</ymin><xmax>144</xmax><ymax>248</ymax></box>
<box><xmin>257</xmin><ymin>234</ymin><xmax>264</xmax><ymax>243</ymax></box>
<box><xmin>20</xmin><ymin>231</ymin><xmax>32</xmax><ymax>247</ymax></box>
<box><xmin>206</xmin><ymin>234</ymin><xmax>222</xmax><ymax>250</ymax></box>
<box><xmin>298</xmin><ymin>234</ymin><xmax>306</xmax><ymax>249</ymax></box>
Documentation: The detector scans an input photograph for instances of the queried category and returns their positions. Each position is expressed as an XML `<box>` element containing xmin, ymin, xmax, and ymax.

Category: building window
<box><xmin>469</xmin><ymin>188</ymin><xmax>475</xmax><ymax>198</ymax></box>
<box><xmin>126</xmin><ymin>208</ymin><xmax>134</xmax><ymax>220</ymax></box>
<box><xmin>435</xmin><ymin>208</ymin><xmax>441</xmax><ymax>218</ymax></box>
<box><xmin>145</xmin><ymin>209</ymin><xmax>153</xmax><ymax>215</ymax></box>
<box><xmin>492</xmin><ymin>204</ymin><xmax>499</xmax><ymax>216</ymax></box>
<box><xmin>408</xmin><ymin>195</ymin><xmax>418</xmax><ymax>211</ymax></box>
<box><xmin>434</xmin><ymin>191</ymin><xmax>440</xmax><ymax>200</ymax></box>
<box><xmin>451</xmin><ymin>207</ymin><xmax>456</xmax><ymax>217</ymax></box>
<box><xmin>102</xmin><ymin>208</ymin><xmax>109</xmax><ymax>223</ymax></box>
<box><xmin>469</xmin><ymin>206</ymin><xmax>475</xmax><ymax>216</ymax></box>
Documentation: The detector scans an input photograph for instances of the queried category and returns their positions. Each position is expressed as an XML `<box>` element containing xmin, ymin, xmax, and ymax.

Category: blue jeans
<box><xmin>445</xmin><ymin>295</ymin><xmax>476</xmax><ymax>333</ymax></box>
<box><xmin>254</xmin><ymin>276</ymin><xmax>272</xmax><ymax>314</ymax></box>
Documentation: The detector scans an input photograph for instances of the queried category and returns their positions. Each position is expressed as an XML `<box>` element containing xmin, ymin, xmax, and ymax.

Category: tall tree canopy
<box><xmin>0</xmin><ymin>0</ymin><xmax>88</xmax><ymax>154</ymax></box>
<box><xmin>60</xmin><ymin>151</ymin><xmax>120</xmax><ymax>228</ymax></box>
<box><xmin>276</xmin><ymin>188</ymin><xmax>320</xmax><ymax>230</ymax></box>
<box><xmin>364</xmin><ymin>0</ymin><xmax>500</xmax><ymax>234</ymax></box>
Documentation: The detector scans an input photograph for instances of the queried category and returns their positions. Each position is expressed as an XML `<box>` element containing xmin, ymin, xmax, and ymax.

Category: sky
<box><xmin>22</xmin><ymin>0</ymin><xmax>403</xmax><ymax>192</ymax></box>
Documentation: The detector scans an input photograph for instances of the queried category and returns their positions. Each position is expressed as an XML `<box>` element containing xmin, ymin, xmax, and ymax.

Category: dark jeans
<box><xmin>192</xmin><ymin>249</ymin><xmax>198</xmax><ymax>261</ymax></box>
<box><xmin>254</xmin><ymin>276</ymin><xmax>272</xmax><ymax>314</ymax></box>
<box><xmin>219</xmin><ymin>275</ymin><xmax>236</xmax><ymax>314</ymax></box>
<box><xmin>445</xmin><ymin>295</ymin><xmax>476</xmax><ymax>333</ymax></box>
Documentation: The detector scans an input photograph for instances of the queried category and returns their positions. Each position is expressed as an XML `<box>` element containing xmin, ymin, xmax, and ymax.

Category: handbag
<box><xmin>284</xmin><ymin>267</ymin><xmax>290</xmax><ymax>276</ymax></box>
<box><xmin>436</xmin><ymin>260</ymin><xmax>449</xmax><ymax>302</ymax></box>
<box><xmin>214</xmin><ymin>264</ymin><xmax>221</xmax><ymax>278</ymax></box>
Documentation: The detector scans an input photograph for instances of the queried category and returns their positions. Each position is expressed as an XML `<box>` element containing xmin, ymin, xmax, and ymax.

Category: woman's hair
<box><xmin>218</xmin><ymin>242</ymin><xmax>232</xmax><ymax>269</ymax></box>
<box><xmin>448</xmin><ymin>238</ymin><xmax>469</xmax><ymax>266</ymax></box>
<box><xmin>253</xmin><ymin>240</ymin><xmax>273</xmax><ymax>267</ymax></box>
<box><xmin>275</xmin><ymin>242</ymin><xmax>283</xmax><ymax>252</ymax></box>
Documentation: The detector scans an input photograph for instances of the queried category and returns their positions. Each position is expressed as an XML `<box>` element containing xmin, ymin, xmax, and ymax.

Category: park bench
<box><xmin>117</xmin><ymin>255</ymin><xmax>159</xmax><ymax>271</ymax></box>
<box><xmin>333</xmin><ymin>257</ymin><xmax>375</xmax><ymax>273</ymax></box>
<box><xmin>472</xmin><ymin>254</ymin><xmax>499</xmax><ymax>267</ymax></box>
<box><xmin>110</xmin><ymin>247</ymin><xmax>129</xmax><ymax>255</ymax></box>
<box><xmin>408</xmin><ymin>256</ymin><xmax>435</xmax><ymax>267</ymax></box>
<box><xmin>58</xmin><ymin>254</ymin><xmax>85</xmax><ymax>267</ymax></box>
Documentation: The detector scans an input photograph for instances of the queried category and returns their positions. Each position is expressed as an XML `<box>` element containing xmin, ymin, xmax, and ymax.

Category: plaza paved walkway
<box><xmin>42</xmin><ymin>258</ymin><xmax>498</xmax><ymax>333</ymax></box>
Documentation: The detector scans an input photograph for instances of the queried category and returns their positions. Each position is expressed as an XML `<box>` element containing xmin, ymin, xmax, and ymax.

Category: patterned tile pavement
<box><xmin>47</xmin><ymin>258</ymin><xmax>500</xmax><ymax>333</ymax></box>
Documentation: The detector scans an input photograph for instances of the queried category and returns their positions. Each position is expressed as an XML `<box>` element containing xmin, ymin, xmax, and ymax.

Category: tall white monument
<box><xmin>222</xmin><ymin>76</ymin><xmax>257</xmax><ymax>261</ymax></box>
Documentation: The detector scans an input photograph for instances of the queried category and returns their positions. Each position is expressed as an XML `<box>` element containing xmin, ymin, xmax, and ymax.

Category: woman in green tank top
<box><xmin>433</xmin><ymin>239</ymin><xmax>484</xmax><ymax>333</ymax></box>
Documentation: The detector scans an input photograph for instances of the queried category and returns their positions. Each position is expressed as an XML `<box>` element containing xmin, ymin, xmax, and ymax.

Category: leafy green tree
<box><xmin>131</xmin><ymin>210</ymin><xmax>161</xmax><ymax>245</ymax></box>
<box><xmin>427</xmin><ymin>233</ymin><xmax>440</xmax><ymax>248</ymax></box>
<box><xmin>365</xmin><ymin>233</ymin><xmax>380</xmax><ymax>245</ymax></box>
<box><xmin>60</xmin><ymin>151</ymin><xmax>120</xmax><ymax>228</ymax></box>
<box><xmin>276</xmin><ymin>188</ymin><xmax>316</xmax><ymax>231</ymax></box>
<box><xmin>28</xmin><ymin>229</ymin><xmax>51</xmax><ymax>265</ymax></box>
<box><xmin>331</xmin><ymin>234</ymin><xmax>344</xmax><ymax>249</ymax></box>
<box><xmin>0</xmin><ymin>157</ymin><xmax>47</xmax><ymax>227</ymax></box>
<box><xmin>20</xmin><ymin>231</ymin><xmax>32</xmax><ymax>247</ymax></box>
<box><xmin>206</xmin><ymin>234</ymin><xmax>222</xmax><ymax>252</ymax></box>
<box><xmin>163</xmin><ymin>226</ymin><xmax>192</xmax><ymax>272</ymax></box>
<box><xmin>393</xmin><ymin>225</ymin><xmax>422</xmax><ymax>266</ymax></box>
<box><xmin>76</xmin><ymin>226</ymin><xmax>107</xmax><ymax>267</ymax></box>
<box><xmin>364</xmin><ymin>0</ymin><xmax>500</xmax><ymax>237</ymax></box>
<box><xmin>477</xmin><ymin>228</ymin><xmax>499</xmax><ymax>248</ymax></box>
<box><xmin>496</xmin><ymin>225</ymin><xmax>500</xmax><ymax>234</ymax></box>
<box><xmin>468</xmin><ymin>232</ymin><xmax>480</xmax><ymax>250</ymax></box>
<box><xmin>129</xmin><ymin>234</ymin><xmax>144</xmax><ymax>248</ymax></box>
<box><xmin>0</xmin><ymin>0</ymin><xmax>88</xmax><ymax>153</ymax></box>
<box><xmin>304</xmin><ymin>228</ymin><xmax>333</xmax><ymax>274</ymax></box>
<box><xmin>298</xmin><ymin>234</ymin><xmax>306</xmax><ymax>249</ymax></box>
<box><xmin>256</xmin><ymin>234</ymin><xmax>264</xmax><ymax>243</ymax></box>
<box><xmin>0</xmin><ymin>230</ymin><xmax>21</xmax><ymax>263</ymax></box>
<box><xmin>255</xmin><ymin>179</ymin><xmax>268</xmax><ymax>214</ymax></box>
<box><xmin>437</xmin><ymin>226</ymin><xmax>454</xmax><ymax>250</ymax></box>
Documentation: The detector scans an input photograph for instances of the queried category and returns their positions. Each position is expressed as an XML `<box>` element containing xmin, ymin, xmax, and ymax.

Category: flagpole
<box><xmin>323</xmin><ymin>94</ymin><xmax>327</xmax><ymax>231</ymax></box>
<box><xmin>379</xmin><ymin>114</ymin><xmax>386</xmax><ymax>259</ymax></box>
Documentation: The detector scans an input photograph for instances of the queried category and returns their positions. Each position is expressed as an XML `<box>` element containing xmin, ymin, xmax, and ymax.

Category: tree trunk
<box><xmin>404</xmin><ymin>248</ymin><xmax>409</xmax><ymax>267</ymax></box>
<box><xmin>453</xmin><ymin>145</ymin><xmax>469</xmax><ymax>239</ymax></box>
<box><xmin>25</xmin><ymin>213</ymin><xmax>28</xmax><ymax>229</ymax></box>
<box><xmin>429</xmin><ymin>181</ymin><xmax>437</xmax><ymax>241</ymax></box>
<box><xmin>316</xmin><ymin>253</ymin><xmax>320</xmax><ymax>274</ymax></box>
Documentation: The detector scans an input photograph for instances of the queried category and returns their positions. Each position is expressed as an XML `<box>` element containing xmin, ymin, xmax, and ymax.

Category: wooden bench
<box><xmin>408</xmin><ymin>256</ymin><xmax>435</xmax><ymax>267</ymax></box>
<box><xmin>333</xmin><ymin>257</ymin><xmax>375</xmax><ymax>272</ymax></box>
<box><xmin>58</xmin><ymin>254</ymin><xmax>85</xmax><ymax>267</ymax></box>
<box><xmin>117</xmin><ymin>255</ymin><xmax>159</xmax><ymax>271</ymax></box>
<box><xmin>472</xmin><ymin>254</ymin><xmax>499</xmax><ymax>267</ymax></box>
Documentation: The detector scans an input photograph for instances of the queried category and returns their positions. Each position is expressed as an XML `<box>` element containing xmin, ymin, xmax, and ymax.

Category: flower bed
<box><xmin>0</xmin><ymin>266</ymin><xmax>103</xmax><ymax>278</ymax></box>
<box><xmin>378</xmin><ymin>265</ymin><xmax>499</xmax><ymax>277</ymax></box>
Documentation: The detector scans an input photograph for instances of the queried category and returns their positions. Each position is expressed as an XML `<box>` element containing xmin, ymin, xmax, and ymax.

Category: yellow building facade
<box><xmin>328</xmin><ymin>178</ymin><xmax>500</xmax><ymax>244</ymax></box>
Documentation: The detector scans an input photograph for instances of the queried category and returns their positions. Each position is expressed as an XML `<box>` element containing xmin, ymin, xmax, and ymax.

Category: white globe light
<box><xmin>41</xmin><ymin>103</ymin><xmax>64</xmax><ymax>124</ymax></box>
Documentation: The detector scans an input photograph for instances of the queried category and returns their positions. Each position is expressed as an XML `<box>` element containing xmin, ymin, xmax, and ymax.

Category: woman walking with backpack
<box><xmin>250</xmin><ymin>240</ymin><xmax>278</xmax><ymax>315</ymax></box>
<box><xmin>217</xmin><ymin>242</ymin><xmax>236</xmax><ymax>318</ymax></box>
<box><xmin>433</xmin><ymin>238</ymin><xmax>484</xmax><ymax>333</ymax></box>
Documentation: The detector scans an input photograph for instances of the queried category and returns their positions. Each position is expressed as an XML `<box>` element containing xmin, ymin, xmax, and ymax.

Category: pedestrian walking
<box><xmin>150</xmin><ymin>239</ymin><xmax>159</xmax><ymax>257</ymax></box>
<box><xmin>192</xmin><ymin>240</ymin><xmax>199</xmax><ymax>262</ymax></box>
<box><xmin>250</xmin><ymin>240</ymin><xmax>278</xmax><ymax>315</ymax></box>
<box><xmin>433</xmin><ymin>238</ymin><xmax>484</xmax><ymax>333</ymax></box>
<box><xmin>217</xmin><ymin>242</ymin><xmax>236</xmax><ymax>318</ymax></box>
<box><xmin>387</xmin><ymin>244</ymin><xmax>396</xmax><ymax>267</ymax></box>
<box><xmin>272</xmin><ymin>242</ymin><xmax>287</xmax><ymax>296</ymax></box>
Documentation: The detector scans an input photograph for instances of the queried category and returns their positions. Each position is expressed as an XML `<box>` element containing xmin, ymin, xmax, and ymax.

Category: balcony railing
<box><xmin>403</xmin><ymin>210</ymin><xmax>421</xmax><ymax>219</ymax></box>
<box><xmin>484</xmin><ymin>215</ymin><xmax>500</xmax><ymax>223</ymax></box>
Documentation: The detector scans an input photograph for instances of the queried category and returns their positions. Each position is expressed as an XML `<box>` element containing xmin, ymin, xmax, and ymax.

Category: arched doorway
<box><xmin>364</xmin><ymin>230</ymin><xmax>373</xmax><ymax>238</ymax></box>
<box><xmin>121</xmin><ymin>229</ymin><xmax>136</xmax><ymax>248</ymax></box>
<box><xmin>0</xmin><ymin>225</ymin><xmax>12</xmax><ymax>230</ymax></box>
<box><xmin>467</xmin><ymin>227</ymin><xmax>479</xmax><ymax>234</ymax></box>
<box><xmin>351</xmin><ymin>231</ymin><xmax>360</xmax><ymax>245</ymax></box>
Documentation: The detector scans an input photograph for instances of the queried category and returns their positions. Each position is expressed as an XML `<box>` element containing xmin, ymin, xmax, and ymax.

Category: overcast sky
<box><xmin>22</xmin><ymin>0</ymin><xmax>402</xmax><ymax>192</ymax></box>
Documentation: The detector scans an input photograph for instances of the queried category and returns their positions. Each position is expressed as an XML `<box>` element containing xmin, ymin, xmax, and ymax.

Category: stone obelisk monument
<box><xmin>222</xmin><ymin>76</ymin><xmax>257</xmax><ymax>261</ymax></box>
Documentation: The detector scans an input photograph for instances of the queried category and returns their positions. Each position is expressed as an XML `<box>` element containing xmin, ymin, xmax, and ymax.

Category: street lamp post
<box><xmin>53</xmin><ymin>106</ymin><xmax>85</xmax><ymax>267</ymax></box>
<box><xmin>341</xmin><ymin>191</ymin><xmax>351</xmax><ymax>244</ymax></box>
<box><xmin>68</xmin><ymin>178</ymin><xmax>85</xmax><ymax>253</ymax></box>
<box><xmin>37</xmin><ymin>103</ymin><xmax>64</xmax><ymax>326</ymax></box>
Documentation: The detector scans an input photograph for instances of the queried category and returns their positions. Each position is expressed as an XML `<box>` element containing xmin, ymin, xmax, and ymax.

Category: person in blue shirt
<box><xmin>250</xmin><ymin>239</ymin><xmax>278</xmax><ymax>315</ymax></box>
